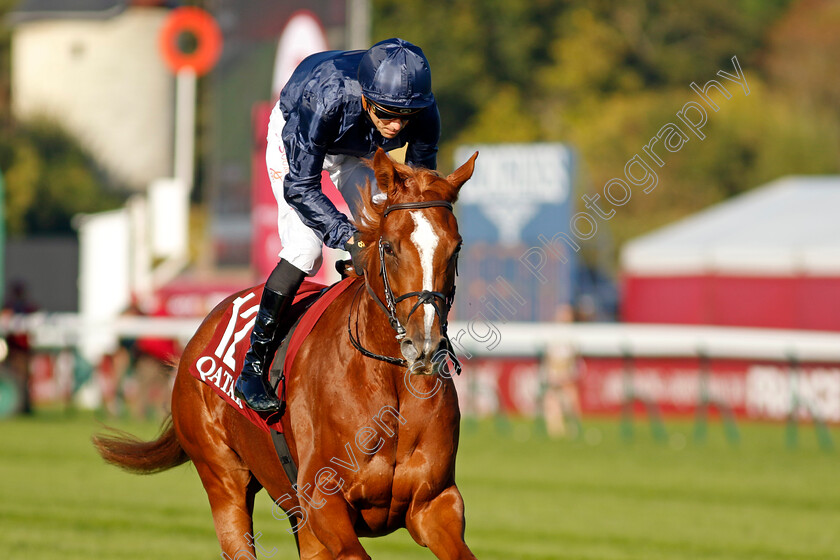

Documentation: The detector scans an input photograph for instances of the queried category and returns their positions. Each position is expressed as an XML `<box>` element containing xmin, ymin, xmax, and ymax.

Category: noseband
<box><xmin>348</xmin><ymin>199</ymin><xmax>462</xmax><ymax>374</ymax></box>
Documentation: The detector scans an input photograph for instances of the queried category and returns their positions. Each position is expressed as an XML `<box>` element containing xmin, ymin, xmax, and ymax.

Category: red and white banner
<box><xmin>455</xmin><ymin>356</ymin><xmax>840</xmax><ymax>423</ymax></box>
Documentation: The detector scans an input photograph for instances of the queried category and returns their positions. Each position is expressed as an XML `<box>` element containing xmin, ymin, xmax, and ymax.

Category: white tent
<box><xmin>621</xmin><ymin>176</ymin><xmax>840</xmax><ymax>276</ymax></box>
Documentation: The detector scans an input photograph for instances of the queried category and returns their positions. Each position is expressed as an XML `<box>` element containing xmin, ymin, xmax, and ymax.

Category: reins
<box><xmin>347</xmin><ymin>199</ymin><xmax>462</xmax><ymax>374</ymax></box>
<box><xmin>348</xmin><ymin>283</ymin><xmax>409</xmax><ymax>367</ymax></box>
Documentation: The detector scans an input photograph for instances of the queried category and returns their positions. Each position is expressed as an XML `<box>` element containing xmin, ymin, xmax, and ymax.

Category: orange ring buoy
<box><xmin>159</xmin><ymin>7</ymin><xmax>222</xmax><ymax>76</ymax></box>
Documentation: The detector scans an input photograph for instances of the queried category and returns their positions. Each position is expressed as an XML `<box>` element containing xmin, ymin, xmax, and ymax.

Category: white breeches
<box><xmin>266</xmin><ymin>104</ymin><xmax>381</xmax><ymax>275</ymax></box>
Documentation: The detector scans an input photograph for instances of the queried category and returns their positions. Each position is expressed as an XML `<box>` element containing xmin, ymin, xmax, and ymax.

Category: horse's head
<box><xmin>354</xmin><ymin>148</ymin><xmax>478</xmax><ymax>373</ymax></box>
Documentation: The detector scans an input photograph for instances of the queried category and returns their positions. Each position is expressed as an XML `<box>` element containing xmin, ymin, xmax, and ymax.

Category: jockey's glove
<box><xmin>344</xmin><ymin>235</ymin><xmax>366</xmax><ymax>276</ymax></box>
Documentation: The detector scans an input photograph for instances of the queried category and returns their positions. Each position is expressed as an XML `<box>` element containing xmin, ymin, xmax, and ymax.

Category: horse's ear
<box><xmin>446</xmin><ymin>151</ymin><xmax>479</xmax><ymax>190</ymax></box>
<box><xmin>373</xmin><ymin>148</ymin><xmax>398</xmax><ymax>197</ymax></box>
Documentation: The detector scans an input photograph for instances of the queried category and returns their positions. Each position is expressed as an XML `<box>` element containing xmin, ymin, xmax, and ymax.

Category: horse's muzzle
<box><xmin>401</xmin><ymin>337</ymin><xmax>448</xmax><ymax>375</ymax></box>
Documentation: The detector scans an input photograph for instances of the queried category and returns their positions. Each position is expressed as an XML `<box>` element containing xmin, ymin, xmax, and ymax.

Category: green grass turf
<box><xmin>1</xmin><ymin>410</ymin><xmax>839</xmax><ymax>559</ymax></box>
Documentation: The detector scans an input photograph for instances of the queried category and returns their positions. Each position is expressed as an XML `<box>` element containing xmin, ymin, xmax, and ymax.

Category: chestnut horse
<box><xmin>94</xmin><ymin>148</ymin><xmax>479</xmax><ymax>559</ymax></box>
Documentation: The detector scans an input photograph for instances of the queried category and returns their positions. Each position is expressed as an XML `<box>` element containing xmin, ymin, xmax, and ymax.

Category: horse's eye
<box><xmin>382</xmin><ymin>242</ymin><xmax>395</xmax><ymax>256</ymax></box>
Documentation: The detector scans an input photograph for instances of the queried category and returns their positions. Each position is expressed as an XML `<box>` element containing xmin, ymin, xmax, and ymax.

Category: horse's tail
<box><xmin>92</xmin><ymin>416</ymin><xmax>189</xmax><ymax>474</ymax></box>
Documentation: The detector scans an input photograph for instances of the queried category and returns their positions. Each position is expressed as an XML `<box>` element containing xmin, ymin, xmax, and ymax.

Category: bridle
<box><xmin>348</xmin><ymin>199</ymin><xmax>462</xmax><ymax>374</ymax></box>
<box><xmin>374</xmin><ymin>201</ymin><xmax>458</xmax><ymax>340</ymax></box>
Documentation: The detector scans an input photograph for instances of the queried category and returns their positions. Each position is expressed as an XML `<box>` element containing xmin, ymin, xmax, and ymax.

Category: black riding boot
<box><xmin>234</xmin><ymin>261</ymin><xmax>305</xmax><ymax>412</ymax></box>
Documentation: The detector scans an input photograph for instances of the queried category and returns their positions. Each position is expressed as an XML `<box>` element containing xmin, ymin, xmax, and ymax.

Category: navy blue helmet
<box><xmin>357</xmin><ymin>38</ymin><xmax>434</xmax><ymax>112</ymax></box>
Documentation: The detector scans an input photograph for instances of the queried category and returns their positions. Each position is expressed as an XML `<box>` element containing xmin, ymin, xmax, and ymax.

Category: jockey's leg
<box><xmin>234</xmin><ymin>259</ymin><xmax>305</xmax><ymax>412</ymax></box>
<box><xmin>237</xmin><ymin>119</ymin><xmax>323</xmax><ymax>413</ymax></box>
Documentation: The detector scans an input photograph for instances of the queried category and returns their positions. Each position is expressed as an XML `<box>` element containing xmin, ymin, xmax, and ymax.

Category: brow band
<box><xmin>382</xmin><ymin>200</ymin><xmax>453</xmax><ymax>217</ymax></box>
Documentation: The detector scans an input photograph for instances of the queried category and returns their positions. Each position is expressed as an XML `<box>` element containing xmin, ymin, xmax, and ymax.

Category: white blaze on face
<box><xmin>410</xmin><ymin>211</ymin><xmax>440</xmax><ymax>346</ymax></box>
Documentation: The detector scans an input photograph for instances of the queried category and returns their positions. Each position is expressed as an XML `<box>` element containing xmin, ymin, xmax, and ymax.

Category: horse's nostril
<box><xmin>435</xmin><ymin>339</ymin><xmax>449</xmax><ymax>355</ymax></box>
<box><xmin>400</xmin><ymin>338</ymin><xmax>419</xmax><ymax>363</ymax></box>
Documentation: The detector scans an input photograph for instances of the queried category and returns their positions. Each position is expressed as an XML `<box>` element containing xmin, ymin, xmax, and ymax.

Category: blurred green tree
<box><xmin>763</xmin><ymin>0</ymin><xmax>840</xmax><ymax>115</ymax></box>
<box><xmin>372</xmin><ymin>0</ymin><xmax>564</xmax><ymax>165</ymax></box>
<box><xmin>568</xmin><ymin>82</ymin><xmax>840</xmax><ymax>245</ymax></box>
<box><xmin>374</xmin><ymin>0</ymin><xmax>840</xmax><ymax>252</ymax></box>
<box><xmin>0</xmin><ymin>121</ymin><xmax>123</xmax><ymax>235</ymax></box>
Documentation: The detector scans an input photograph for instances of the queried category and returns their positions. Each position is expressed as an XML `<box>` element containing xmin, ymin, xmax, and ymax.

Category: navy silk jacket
<box><xmin>277</xmin><ymin>50</ymin><xmax>441</xmax><ymax>249</ymax></box>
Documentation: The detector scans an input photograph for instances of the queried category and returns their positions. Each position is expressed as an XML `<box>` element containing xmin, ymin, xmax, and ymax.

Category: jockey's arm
<box><xmin>282</xmin><ymin>102</ymin><xmax>356</xmax><ymax>250</ymax></box>
<box><xmin>283</xmin><ymin>149</ymin><xmax>355</xmax><ymax>250</ymax></box>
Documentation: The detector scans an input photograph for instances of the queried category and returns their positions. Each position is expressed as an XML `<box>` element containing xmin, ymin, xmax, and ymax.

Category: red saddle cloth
<box><xmin>188</xmin><ymin>277</ymin><xmax>356</xmax><ymax>433</ymax></box>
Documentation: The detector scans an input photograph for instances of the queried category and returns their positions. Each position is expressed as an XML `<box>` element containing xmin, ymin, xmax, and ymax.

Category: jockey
<box><xmin>235</xmin><ymin>38</ymin><xmax>441</xmax><ymax>412</ymax></box>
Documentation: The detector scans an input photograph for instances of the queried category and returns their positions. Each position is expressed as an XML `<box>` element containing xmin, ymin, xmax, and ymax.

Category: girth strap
<box><xmin>270</xmin><ymin>429</ymin><xmax>298</xmax><ymax>485</ymax></box>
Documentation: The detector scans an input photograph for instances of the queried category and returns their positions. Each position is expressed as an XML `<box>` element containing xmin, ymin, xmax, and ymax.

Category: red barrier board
<box><xmin>454</xmin><ymin>356</ymin><xmax>840</xmax><ymax>423</ymax></box>
<box><xmin>579</xmin><ymin>356</ymin><xmax>840</xmax><ymax>423</ymax></box>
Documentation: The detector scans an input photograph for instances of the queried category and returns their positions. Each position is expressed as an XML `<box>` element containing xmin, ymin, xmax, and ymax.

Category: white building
<box><xmin>9</xmin><ymin>0</ymin><xmax>174</xmax><ymax>190</ymax></box>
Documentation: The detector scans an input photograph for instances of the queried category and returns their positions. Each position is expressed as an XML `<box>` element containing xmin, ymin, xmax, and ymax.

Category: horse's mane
<box><xmin>353</xmin><ymin>159</ymin><xmax>459</xmax><ymax>254</ymax></box>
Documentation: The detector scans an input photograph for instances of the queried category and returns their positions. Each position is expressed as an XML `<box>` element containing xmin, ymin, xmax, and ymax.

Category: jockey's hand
<box><xmin>344</xmin><ymin>235</ymin><xmax>365</xmax><ymax>276</ymax></box>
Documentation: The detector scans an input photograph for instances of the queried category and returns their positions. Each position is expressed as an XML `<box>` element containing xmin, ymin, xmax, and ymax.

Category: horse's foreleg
<box><xmin>301</xmin><ymin>496</ymin><xmax>371</xmax><ymax>560</ymax></box>
<box><xmin>295</xmin><ymin>523</ymin><xmax>336</xmax><ymax>560</ymax></box>
<box><xmin>405</xmin><ymin>485</ymin><xmax>477</xmax><ymax>560</ymax></box>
